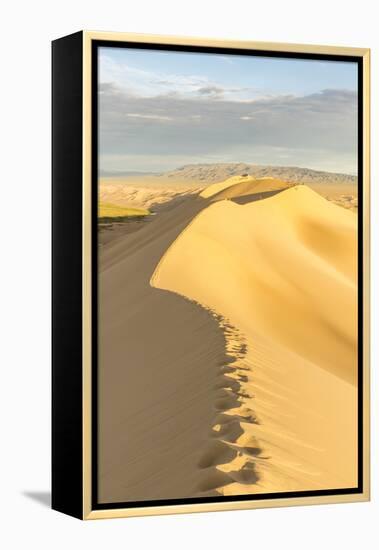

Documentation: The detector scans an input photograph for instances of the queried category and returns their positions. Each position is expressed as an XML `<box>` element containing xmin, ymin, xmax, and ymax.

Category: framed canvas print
<box><xmin>52</xmin><ymin>31</ymin><xmax>370</xmax><ymax>520</ymax></box>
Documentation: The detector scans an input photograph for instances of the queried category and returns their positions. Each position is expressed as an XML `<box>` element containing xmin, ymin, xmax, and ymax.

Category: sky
<box><xmin>98</xmin><ymin>47</ymin><xmax>358</xmax><ymax>175</ymax></box>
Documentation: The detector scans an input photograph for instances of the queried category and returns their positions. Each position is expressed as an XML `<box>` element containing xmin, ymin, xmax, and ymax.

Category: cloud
<box><xmin>197</xmin><ymin>85</ymin><xmax>225</xmax><ymax>97</ymax></box>
<box><xmin>99</xmin><ymin>83</ymin><xmax>358</xmax><ymax>173</ymax></box>
<box><xmin>126</xmin><ymin>113</ymin><xmax>173</xmax><ymax>121</ymax></box>
<box><xmin>196</xmin><ymin>84</ymin><xmax>253</xmax><ymax>99</ymax></box>
<box><xmin>99</xmin><ymin>53</ymin><xmax>259</xmax><ymax>101</ymax></box>
<box><xmin>100</xmin><ymin>53</ymin><xmax>211</xmax><ymax>97</ymax></box>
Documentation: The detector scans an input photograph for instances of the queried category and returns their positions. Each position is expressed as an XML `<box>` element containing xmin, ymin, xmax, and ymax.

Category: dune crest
<box><xmin>200</xmin><ymin>175</ymin><xmax>293</xmax><ymax>200</ymax></box>
<box><xmin>151</xmin><ymin>185</ymin><xmax>358</xmax><ymax>493</ymax></box>
<box><xmin>199</xmin><ymin>175</ymin><xmax>249</xmax><ymax>198</ymax></box>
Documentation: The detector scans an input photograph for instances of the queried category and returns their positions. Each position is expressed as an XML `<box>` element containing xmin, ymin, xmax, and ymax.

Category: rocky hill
<box><xmin>157</xmin><ymin>163</ymin><xmax>357</xmax><ymax>186</ymax></box>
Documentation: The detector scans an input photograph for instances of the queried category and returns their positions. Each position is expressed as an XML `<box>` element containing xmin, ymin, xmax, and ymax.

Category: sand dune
<box><xmin>100</xmin><ymin>171</ymin><xmax>357</xmax><ymax>214</ymax></box>
<box><xmin>199</xmin><ymin>175</ymin><xmax>248</xmax><ymax>198</ymax></box>
<box><xmin>151</xmin><ymin>185</ymin><xmax>358</xmax><ymax>493</ymax></box>
<box><xmin>200</xmin><ymin>175</ymin><xmax>293</xmax><ymax>201</ymax></box>
<box><xmin>99</xmin><ymin>178</ymin><xmax>358</xmax><ymax>502</ymax></box>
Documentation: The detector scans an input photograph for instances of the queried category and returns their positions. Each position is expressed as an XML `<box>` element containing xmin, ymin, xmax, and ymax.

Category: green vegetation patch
<box><xmin>99</xmin><ymin>202</ymin><xmax>150</xmax><ymax>222</ymax></box>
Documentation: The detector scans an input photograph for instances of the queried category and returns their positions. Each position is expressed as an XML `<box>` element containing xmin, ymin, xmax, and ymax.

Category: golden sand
<box><xmin>151</xmin><ymin>184</ymin><xmax>358</xmax><ymax>494</ymax></box>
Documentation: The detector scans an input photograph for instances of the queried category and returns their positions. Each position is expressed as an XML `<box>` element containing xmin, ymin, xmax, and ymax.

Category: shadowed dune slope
<box><xmin>98</xmin><ymin>198</ymin><xmax>245</xmax><ymax>503</ymax></box>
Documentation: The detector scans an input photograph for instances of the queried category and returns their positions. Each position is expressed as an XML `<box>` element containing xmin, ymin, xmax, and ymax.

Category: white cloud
<box><xmin>126</xmin><ymin>113</ymin><xmax>172</xmax><ymax>121</ymax></box>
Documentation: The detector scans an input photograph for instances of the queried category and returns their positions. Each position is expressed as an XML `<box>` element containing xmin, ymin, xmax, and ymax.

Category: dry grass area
<box><xmin>99</xmin><ymin>201</ymin><xmax>149</xmax><ymax>220</ymax></box>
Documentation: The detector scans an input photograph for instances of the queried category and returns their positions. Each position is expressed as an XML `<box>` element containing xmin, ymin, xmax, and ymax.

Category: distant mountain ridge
<box><xmin>157</xmin><ymin>163</ymin><xmax>357</xmax><ymax>185</ymax></box>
